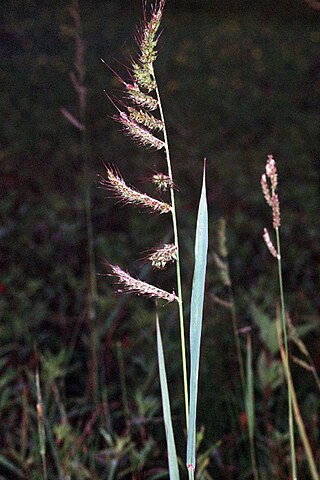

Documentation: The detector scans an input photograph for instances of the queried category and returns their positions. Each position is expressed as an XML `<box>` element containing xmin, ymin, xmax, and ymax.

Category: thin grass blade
<box><xmin>186</xmin><ymin>161</ymin><xmax>208</xmax><ymax>477</ymax></box>
<box><xmin>246</xmin><ymin>334</ymin><xmax>259</xmax><ymax>480</ymax></box>
<box><xmin>156</xmin><ymin>312</ymin><xmax>180</xmax><ymax>480</ymax></box>
<box><xmin>246</xmin><ymin>334</ymin><xmax>254</xmax><ymax>440</ymax></box>
<box><xmin>0</xmin><ymin>455</ymin><xmax>24</xmax><ymax>478</ymax></box>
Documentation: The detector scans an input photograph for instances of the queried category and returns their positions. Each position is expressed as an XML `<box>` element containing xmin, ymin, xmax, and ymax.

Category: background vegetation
<box><xmin>1</xmin><ymin>0</ymin><xmax>319</xmax><ymax>478</ymax></box>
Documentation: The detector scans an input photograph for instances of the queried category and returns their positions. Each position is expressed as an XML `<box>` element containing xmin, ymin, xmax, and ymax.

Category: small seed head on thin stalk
<box><xmin>263</xmin><ymin>227</ymin><xmax>279</xmax><ymax>259</ymax></box>
<box><xmin>261</xmin><ymin>173</ymin><xmax>273</xmax><ymax>207</ymax></box>
<box><xmin>100</xmin><ymin>165</ymin><xmax>171</xmax><ymax>214</ymax></box>
<box><xmin>127</xmin><ymin>106</ymin><xmax>164</xmax><ymax>131</ymax></box>
<box><xmin>152</xmin><ymin>172</ymin><xmax>174</xmax><ymax>191</ymax></box>
<box><xmin>272</xmin><ymin>194</ymin><xmax>281</xmax><ymax>228</ymax></box>
<box><xmin>108</xmin><ymin>263</ymin><xmax>177</xmax><ymax>303</ymax></box>
<box><xmin>114</xmin><ymin>112</ymin><xmax>165</xmax><ymax>150</ymax></box>
<box><xmin>147</xmin><ymin>243</ymin><xmax>177</xmax><ymax>269</ymax></box>
<box><xmin>265</xmin><ymin>154</ymin><xmax>278</xmax><ymax>191</ymax></box>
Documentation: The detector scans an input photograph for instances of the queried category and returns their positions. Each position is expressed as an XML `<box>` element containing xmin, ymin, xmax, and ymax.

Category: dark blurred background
<box><xmin>0</xmin><ymin>0</ymin><xmax>319</xmax><ymax>478</ymax></box>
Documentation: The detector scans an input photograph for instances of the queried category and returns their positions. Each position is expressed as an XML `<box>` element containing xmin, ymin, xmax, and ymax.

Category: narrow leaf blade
<box><xmin>186</xmin><ymin>162</ymin><xmax>208</xmax><ymax>474</ymax></box>
<box><xmin>156</xmin><ymin>316</ymin><xmax>180</xmax><ymax>480</ymax></box>
<box><xmin>246</xmin><ymin>333</ymin><xmax>255</xmax><ymax>440</ymax></box>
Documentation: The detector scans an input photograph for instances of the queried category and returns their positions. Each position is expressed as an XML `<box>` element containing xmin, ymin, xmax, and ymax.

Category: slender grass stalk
<box><xmin>152</xmin><ymin>65</ymin><xmax>189</xmax><ymax>431</ymax></box>
<box><xmin>261</xmin><ymin>155</ymin><xmax>297</xmax><ymax>479</ymax></box>
<box><xmin>214</xmin><ymin>219</ymin><xmax>246</xmax><ymax>400</ymax></box>
<box><xmin>116</xmin><ymin>341</ymin><xmax>130</xmax><ymax>429</ymax></box>
<box><xmin>61</xmin><ymin>0</ymin><xmax>99</xmax><ymax>406</ymax></box>
<box><xmin>275</xmin><ymin>228</ymin><xmax>297</xmax><ymax>480</ymax></box>
<box><xmin>213</xmin><ymin>220</ymin><xmax>259</xmax><ymax>477</ymax></box>
<box><xmin>35</xmin><ymin>369</ymin><xmax>48</xmax><ymax>480</ymax></box>
<box><xmin>229</xmin><ymin>290</ymin><xmax>246</xmax><ymax>401</ymax></box>
<box><xmin>245</xmin><ymin>333</ymin><xmax>259</xmax><ymax>480</ymax></box>
<box><xmin>276</xmin><ymin>316</ymin><xmax>320</xmax><ymax>480</ymax></box>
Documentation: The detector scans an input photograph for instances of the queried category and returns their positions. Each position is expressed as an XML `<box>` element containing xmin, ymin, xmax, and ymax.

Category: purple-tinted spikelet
<box><xmin>151</xmin><ymin>172</ymin><xmax>174</xmax><ymax>191</ymax></box>
<box><xmin>272</xmin><ymin>194</ymin><xmax>281</xmax><ymax>228</ymax></box>
<box><xmin>100</xmin><ymin>165</ymin><xmax>171</xmax><ymax>214</ymax></box>
<box><xmin>138</xmin><ymin>0</ymin><xmax>165</xmax><ymax>68</ymax></box>
<box><xmin>148</xmin><ymin>243</ymin><xmax>177</xmax><ymax>269</ymax></box>
<box><xmin>114</xmin><ymin>112</ymin><xmax>165</xmax><ymax>150</ymax></box>
<box><xmin>265</xmin><ymin>154</ymin><xmax>278</xmax><ymax>191</ymax></box>
<box><xmin>261</xmin><ymin>154</ymin><xmax>281</xmax><ymax>228</ymax></box>
<box><xmin>260</xmin><ymin>173</ymin><xmax>273</xmax><ymax>207</ymax></box>
<box><xmin>263</xmin><ymin>228</ymin><xmax>279</xmax><ymax>259</ymax></box>
<box><xmin>125</xmin><ymin>83</ymin><xmax>158</xmax><ymax>110</ymax></box>
<box><xmin>108</xmin><ymin>263</ymin><xmax>177</xmax><ymax>303</ymax></box>
<box><xmin>261</xmin><ymin>155</ymin><xmax>282</xmax><ymax>258</ymax></box>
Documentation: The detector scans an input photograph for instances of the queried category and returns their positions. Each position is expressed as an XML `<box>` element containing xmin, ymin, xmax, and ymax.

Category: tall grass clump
<box><xmin>101</xmin><ymin>2</ymin><xmax>318</xmax><ymax>478</ymax></box>
<box><xmin>101</xmin><ymin>1</ymin><xmax>208</xmax><ymax>477</ymax></box>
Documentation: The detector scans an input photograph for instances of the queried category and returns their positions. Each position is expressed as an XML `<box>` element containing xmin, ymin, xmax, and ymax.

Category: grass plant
<box><xmin>102</xmin><ymin>2</ymin><xmax>209</xmax><ymax>476</ymax></box>
<box><xmin>261</xmin><ymin>155</ymin><xmax>297</xmax><ymax>479</ymax></box>
<box><xmin>1</xmin><ymin>1</ymin><xmax>319</xmax><ymax>479</ymax></box>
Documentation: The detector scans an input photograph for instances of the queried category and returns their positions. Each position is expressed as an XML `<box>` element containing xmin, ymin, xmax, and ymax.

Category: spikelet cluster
<box><xmin>115</xmin><ymin>112</ymin><xmax>165</xmax><ymax>150</ymax></box>
<box><xmin>125</xmin><ymin>84</ymin><xmax>158</xmax><ymax>110</ymax></box>
<box><xmin>137</xmin><ymin>0</ymin><xmax>165</xmax><ymax>69</ymax></box>
<box><xmin>148</xmin><ymin>244</ymin><xmax>177</xmax><ymax>269</ymax></box>
<box><xmin>127</xmin><ymin>107</ymin><xmax>164</xmax><ymax>131</ymax></box>
<box><xmin>108</xmin><ymin>264</ymin><xmax>177</xmax><ymax>303</ymax></box>
<box><xmin>261</xmin><ymin>154</ymin><xmax>281</xmax><ymax>229</ymax></box>
<box><xmin>100</xmin><ymin>165</ymin><xmax>171</xmax><ymax>214</ymax></box>
<box><xmin>106</xmin><ymin>1</ymin><xmax>165</xmax><ymax>152</ymax></box>
<box><xmin>263</xmin><ymin>228</ymin><xmax>279</xmax><ymax>259</ymax></box>
<box><xmin>103</xmin><ymin>2</ymin><xmax>177</xmax><ymax>306</ymax></box>
<box><xmin>261</xmin><ymin>155</ymin><xmax>281</xmax><ymax>259</ymax></box>
<box><xmin>152</xmin><ymin>172</ymin><xmax>174</xmax><ymax>191</ymax></box>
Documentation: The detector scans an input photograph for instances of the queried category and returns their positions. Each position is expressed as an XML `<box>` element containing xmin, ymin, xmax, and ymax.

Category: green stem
<box><xmin>152</xmin><ymin>66</ymin><xmax>189</xmax><ymax>431</ymax></box>
<box><xmin>81</xmin><ymin>121</ymin><xmax>99</xmax><ymax>407</ymax></box>
<box><xmin>228</xmin><ymin>285</ymin><xmax>246</xmax><ymax>402</ymax></box>
<box><xmin>275</xmin><ymin>227</ymin><xmax>297</xmax><ymax>480</ymax></box>
<box><xmin>117</xmin><ymin>341</ymin><xmax>130</xmax><ymax>426</ymax></box>
<box><xmin>249</xmin><ymin>435</ymin><xmax>259</xmax><ymax>480</ymax></box>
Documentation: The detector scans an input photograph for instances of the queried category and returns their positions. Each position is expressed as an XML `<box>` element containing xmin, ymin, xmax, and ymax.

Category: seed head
<box><xmin>263</xmin><ymin>228</ymin><xmax>279</xmax><ymax>259</ymax></box>
<box><xmin>114</xmin><ymin>112</ymin><xmax>165</xmax><ymax>150</ymax></box>
<box><xmin>132</xmin><ymin>62</ymin><xmax>157</xmax><ymax>92</ymax></box>
<box><xmin>100</xmin><ymin>165</ymin><xmax>171</xmax><ymax>214</ymax></box>
<box><xmin>265</xmin><ymin>154</ymin><xmax>278</xmax><ymax>191</ymax></box>
<box><xmin>272</xmin><ymin>194</ymin><xmax>281</xmax><ymax>228</ymax></box>
<box><xmin>260</xmin><ymin>173</ymin><xmax>273</xmax><ymax>207</ymax></box>
<box><xmin>152</xmin><ymin>172</ymin><xmax>174</xmax><ymax>191</ymax></box>
<box><xmin>127</xmin><ymin>106</ymin><xmax>164</xmax><ymax>131</ymax></box>
<box><xmin>108</xmin><ymin>263</ymin><xmax>177</xmax><ymax>303</ymax></box>
<box><xmin>126</xmin><ymin>83</ymin><xmax>158</xmax><ymax>110</ymax></box>
<box><xmin>138</xmin><ymin>0</ymin><xmax>165</xmax><ymax>68</ymax></box>
<box><xmin>147</xmin><ymin>243</ymin><xmax>177</xmax><ymax>269</ymax></box>
<box><xmin>261</xmin><ymin>154</ymin><xmax>281</xmax><ymax>230</ymax></box>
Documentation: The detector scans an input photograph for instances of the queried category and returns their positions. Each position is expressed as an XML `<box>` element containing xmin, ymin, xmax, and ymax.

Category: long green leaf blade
<box><xmin>186</xmin><ymin>162</ymin><xmax>208</xmax><ymax>477</ymax></box>
<box><xmin>156</xmin><ymin>314</ymin><xmax>180</xmax><ymax>480</ymax></box>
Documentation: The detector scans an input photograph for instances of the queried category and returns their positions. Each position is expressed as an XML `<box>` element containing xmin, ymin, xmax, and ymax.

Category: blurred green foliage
<box><xmin>0</xmin><ymin>0</ymin><xmax>319</xmax><ymax>478</ymax></box>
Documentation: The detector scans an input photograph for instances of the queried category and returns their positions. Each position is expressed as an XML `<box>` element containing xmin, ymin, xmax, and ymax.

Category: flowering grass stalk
<box><xmin>261</xmin><ymin>155</ymin><xmax>297</xmax><ymax>480</ymax></box>
<box><xmin>108</xmin><ymin>263</ymin><xmax>178</xmax><ymax>303</ymax></box>
<box><xmin>103</xmin><ymin>0</ymin><xmax>189</xmax><ymax>431</ymax></box>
